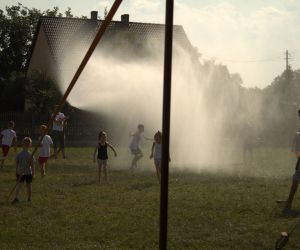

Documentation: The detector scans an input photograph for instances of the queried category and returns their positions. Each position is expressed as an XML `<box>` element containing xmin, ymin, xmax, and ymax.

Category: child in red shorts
<box><xmin>0</xmin><ymin>121</ymin><xmax>17</xmax><ymax>168</ymax></box>
<box><xmin>38</xmin><ymin>125</ymin><xmax>53</xmax><ymax>178</ymax></box>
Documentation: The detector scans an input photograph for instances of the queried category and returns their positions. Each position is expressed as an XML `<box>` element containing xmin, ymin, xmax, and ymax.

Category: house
<box><xmin>27</xmin><ymin>11</ymin><xmax>194</xmax><ymax>78</ymax></box>
<box><xmin>26</xmin><ymin>12</ymin><xmax>195</xmax><ymax>110</ymax></box>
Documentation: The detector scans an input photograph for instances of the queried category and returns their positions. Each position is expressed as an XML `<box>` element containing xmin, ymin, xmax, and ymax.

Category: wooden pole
<box><xmin>8</xmin><ymin>0</ymin><xmax>123</xmax><ymax>202</ymax></box>
<box><xmin>30</xmin><ymin>0</ymin><xmax>123</xmax><ymax>158</ymax></box>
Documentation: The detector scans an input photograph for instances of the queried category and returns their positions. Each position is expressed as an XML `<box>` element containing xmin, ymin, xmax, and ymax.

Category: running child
<box><xmin>38</xmin><ymin>125</ymin><xmax>53</xmax><ymax>178</ymax></box>
<box><xmin>281</xmin><ymin>131</ymin><xmax>300</xmax><ymax>211</ymax></box>
<box><xmin>11</xmin><ymin>137</ymin><xmax>35</xmax><ymax>203</ymax></box>
<box><xmin>0</xmin><ymin>121</ymin><xmax>17</xmax><ymax>168</ymax></box>
<box><xmin>129</xmin><ymin>124</ymin><xmax>152</xmax><ymax>169</ymax></box>
<box><xmin>93</xmin><ymin>131</ymin><xmax>117</xmax><ymax>183</ymax></box>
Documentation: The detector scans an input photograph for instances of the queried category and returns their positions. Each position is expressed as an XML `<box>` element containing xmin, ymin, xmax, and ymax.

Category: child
<box><xmin>93</xmin><ymin>131</ymin><xmax>117</xmax><ymax>183</ymax></box>
<box><xmin>281</xmin><ymin>131</ymin><xmax>300</xmax><ymax>211</ymax></box>
<box><xmin>11</xmin><ymin>137</ymin><xmax>35</xmax><ymax>203</ymax></box>
<box><xmin>0</xmin><ymin>121</ymin><xmax>17</xmax><ymax>168</ymax></box>
<box><xmin>150</xmin><ymin>131</ymin><xmax>162</xmax><ymax>182</ymax></box>
<box><xmin>129</xmin><ymin>124</ymin><xmax>152</xmax><ymax>169</ymax></box>
<box><xmin>150</xmin><ymin>131</ymin><xmax>171</xmax><ymax>183</ymax></box>
<box><xmin>51</xmin><ymin>106</ymin><xmax>68</xmax><ymax>159</ymax></box>
<box><xmin>38</xmin><ymin>125</ymin><xmax>53</xmax><ymax>178</ymax></box>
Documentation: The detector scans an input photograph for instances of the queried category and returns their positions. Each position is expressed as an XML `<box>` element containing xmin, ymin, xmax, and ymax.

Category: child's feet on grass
<box><xmin>283</xmin><ymin>202</ymin><xmax>292</xmax><ymax>212</ymax></box>
<box><xmin>11</xmin><ymin>198</ymin><xmax>19</xmax><ymax>204</ymax></box>
<box><xmin>276</xmin><ymin>200</ymin><xmax>286</xmax><ymax>204</ymax></box>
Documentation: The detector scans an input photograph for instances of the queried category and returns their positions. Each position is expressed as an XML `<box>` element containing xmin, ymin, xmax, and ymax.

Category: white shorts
<box><xmin>154</xmin><ymin>158</ymin><xmax>161</xmax><ymax>167</ymax></box>
<box><xmin>97</xmin><ymin>159</ymin><xmax>107</xmax><ymax>167</ymax></box>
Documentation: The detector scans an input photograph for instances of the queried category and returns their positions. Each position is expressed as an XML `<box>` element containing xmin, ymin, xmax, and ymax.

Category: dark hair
<box><xmin>8</xmin><ymin>121</ymin><xmax>15</xmax><ymax>128</ymax></box>
<box><xmin>23</xmin><ymin>137</ymin><xmax>32</xmax><ymax>145</ymax></box>
<box><xmin>138</xmin><ymin>124</ymin><xmax>144</xmax><ymax>129</ymax></box>
<box><xmin>154</xmin><ymin>131</ymin><xmax>162</xmax><ymax>139</ymax></box>
<box><xmin>98</xmin><ymin>131</ymin><xmax>106</xmax><ymax>139</ymax></box>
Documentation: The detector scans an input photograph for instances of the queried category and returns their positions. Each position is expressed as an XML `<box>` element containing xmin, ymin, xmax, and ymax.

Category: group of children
<box><xmin>94</xmin><ymin>124</ymin><xmax>164</xmax><ymax>183</ymax></box>
<box><xmin>1</xmin><ymin>121</ymin><xmax>165</xmax><ymax>203</ymax></box>
<box><xmin>0</xmin><ymin>122</ymin><xmax>53</xmax><ymax>203</ymax></box>
<box><xmin>2</xmin><ymin>119</ymin><xmax>300</xmax><ymax>212</ymax></box>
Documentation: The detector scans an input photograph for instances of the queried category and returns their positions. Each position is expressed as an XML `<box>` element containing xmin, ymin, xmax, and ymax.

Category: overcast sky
<box><xmin>1</xmin><ymin>0</ymin><xmax>300</xmax><ymax>88</ymax></box>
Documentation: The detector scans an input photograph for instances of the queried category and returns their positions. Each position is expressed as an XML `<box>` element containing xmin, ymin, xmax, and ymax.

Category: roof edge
<box><xmin>39</xmin><ymin>15</ymin><xmax>184</xmax><ymax>28</ymax></box>
<box><xmin>25</xmin><ymin>18</ymin><xmax>42</xmax><ymax>72</ymax></box>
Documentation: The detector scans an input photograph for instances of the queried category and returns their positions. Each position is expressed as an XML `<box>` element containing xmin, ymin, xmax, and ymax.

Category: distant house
<box><xmin>26</xmin><ymin>11</ymin><xmax>195</xmax><ymax>109</ymax></box>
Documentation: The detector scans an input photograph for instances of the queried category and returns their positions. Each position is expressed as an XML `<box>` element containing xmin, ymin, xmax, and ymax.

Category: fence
<box><xmin>0</xmin><ymin>111</ymin><xmax>106</xmax><ymax>146</ymax></box>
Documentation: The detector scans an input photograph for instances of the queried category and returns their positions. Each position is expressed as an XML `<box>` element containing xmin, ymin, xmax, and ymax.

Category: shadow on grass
<box><xmin>129</xmin><ymin>182</ymin><xmax>155</xmax><ymax>191</ymax></box>
<box><xmin>274</xmin><ymin>206</ymin><xmax>300</xmax><ymax>218</ymax></box>
<box><xmin>71</xmin><ymin>181</ymin><xmax>95</xmax><ymax>188</ymax></box>
<box><xmin>281</xmin><ymin>209</ymin><xmax>300</xmax><ymax>218</ymax></box>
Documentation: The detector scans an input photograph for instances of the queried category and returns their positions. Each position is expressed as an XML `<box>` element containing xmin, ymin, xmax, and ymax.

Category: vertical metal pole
<box><xmin>159</xmin><ymin>0</ymin><xmax>174</xmax><ymax>249</ymax></box>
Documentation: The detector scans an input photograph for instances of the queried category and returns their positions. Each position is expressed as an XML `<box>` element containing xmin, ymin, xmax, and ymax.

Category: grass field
<box><xmin>0</xmin><ymin>147</ymin><xmax>300</xmax><ymax>249</ymax></box>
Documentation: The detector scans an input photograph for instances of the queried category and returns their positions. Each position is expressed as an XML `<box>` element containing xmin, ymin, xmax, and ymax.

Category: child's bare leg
<box><xmin>62</xmin><ymin>148</ymin><xmax>66</xmax><ymax>159</ymax></box>
<box><xmin>0</xmin><ymin>158</ymin><xmax>4</xmax><ymax>168</ymax></box>
<box><xmin>53</xmin><ymin>147</ymin><xmax>58</xmax><ymax>159</ymax></box>
<box><xmin>155</xmin><ymin>166</ymin><xmax>161</xmax><ymax>183</ymax></box>
<box><xmin>285</xmin><ymin>180</ymin><xmax>299</xmax><ymax>209</ymax></box>
<box><xmin>40</xmin><ymin>163</ymin><xmax>46</xmax><ymax>178</ymax></box>
<box><xmin>14</xmin><ymin>182</ymin><xmax>22</xmax><ymax>200</ymax></box>
<box><xmin>98</xmin><ymin>165</ymin><xmax>102</xmax><ymax>183</ymax></box>
<box><xmin>131</xmin><ymin>155</ymin><xmax>138</xmax><ymax>168</ymax></box>
<box><xmin>26</xmin><ymin>183</ymin><xmax>32</xmax><ymax>201</ymax></box>
<box><xmin>103</xmin><ymin>166</ymin><xmax>108</xmax><ymax>183</ymax></box>
<box><xmin>131</xmin><ymin>153</ymin><xmax>143</xmax><ymax>168</ymax></box>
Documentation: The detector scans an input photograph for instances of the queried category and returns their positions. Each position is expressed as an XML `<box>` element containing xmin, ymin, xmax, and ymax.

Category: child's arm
<box><xmin>150</xmin><ymin>142</ymin><xmax>155</xmax><ymax>158</ymax></box>
<box><xmin>143</xmin><ymin>135</ymin><xmax>154</xmax><ymax>141</ymax></box>
<box><xmin>12</xmin><ymin>137</ymin><xmax>17</xmax><ymax>152</ymax></box>
<box><xmin>31</xmin><ymin>157</ymin><xmax>35</xmax><ymax>178</ymax></box>
<box><xmin>107</xmin><ymin>143</ymin><xmax>117</xmax><ymax>157</ymax></box>
<box><xmin>37</xmin><ymin>136</ymin><xmax>43</xmax><ymax>147</ymax></box>
<box><xmin>93</xmin><ymin>147</ymin><xmax>97</xmax><ymax>162</ymax></box>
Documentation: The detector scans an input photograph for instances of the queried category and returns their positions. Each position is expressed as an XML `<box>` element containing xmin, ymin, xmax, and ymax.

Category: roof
<box><xmin>29</xmin><ymin>16</ymin><xmax>194</xmax><ymax>65</ymax></box>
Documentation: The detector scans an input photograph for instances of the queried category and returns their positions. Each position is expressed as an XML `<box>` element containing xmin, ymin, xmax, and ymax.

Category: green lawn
<box><xmin>0</xmin><ymin>147</ymin><xmax>300</xmax><ymax>249</ymax></box>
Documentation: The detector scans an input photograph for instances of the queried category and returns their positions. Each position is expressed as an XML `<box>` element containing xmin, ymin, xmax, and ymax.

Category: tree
<box><xmin>0</xmin><ymin>3</ymin><xmax>76</xmax><ymax>112</ymax></box>
<box><xmin>25</xmin><ymin>72</ymin><xmax>63</xmax><ymax>113</ymax></box>
<box><xmin>0</xmin><ymin>3</ymin><xmax>74</xmax><ymax>80</ymax></box>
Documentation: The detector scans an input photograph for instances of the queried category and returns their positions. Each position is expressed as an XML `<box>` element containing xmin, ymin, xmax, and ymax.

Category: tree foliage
<box><xmin>0</xmin><ymin>3</ymin><xmax>74</xmax><ymax>79</ymax></box>
<box><xmin>25</xmin><ymin>71</ymin><xmax>63</xmax><ymax>113</ymax></box>
<box><xmin>0</xmin><ymin>3</ymin><xmax>75</xmax><ymax>112</ymax></box>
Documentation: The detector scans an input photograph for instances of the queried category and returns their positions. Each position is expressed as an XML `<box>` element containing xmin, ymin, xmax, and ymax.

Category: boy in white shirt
<box><xmin>0</xmin><ymin>121</ymin><xmax>17</xmax><ymax>168</ymax></box>
<box><xmin>51</xmin><ymin>105</ymin><xmax>68</xmax><ymax>159</ymax></box>
<box><xmin>38</xmin><ymin>125</ymin><xmax>53</xmax><ymax>178</ymax></box>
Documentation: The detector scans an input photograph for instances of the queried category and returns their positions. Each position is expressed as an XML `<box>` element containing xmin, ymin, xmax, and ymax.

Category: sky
<box><xmin>1</xmin><ymin>0</ymin><xmax>300</xmax><ymax>88</ymax></box>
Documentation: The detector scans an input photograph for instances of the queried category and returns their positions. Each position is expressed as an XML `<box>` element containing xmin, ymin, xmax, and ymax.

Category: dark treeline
<box><xmin>0</xmin><ymin>4</ymin><xmax>78</xmax><ymax>112</ymax></box>
<box><xmin>0</xmin><ymin>4</ymin><xmax>299</xmax><ymax>146</ymax></box>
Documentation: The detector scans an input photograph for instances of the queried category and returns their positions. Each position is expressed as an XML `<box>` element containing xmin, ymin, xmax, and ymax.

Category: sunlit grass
<box><xmin>0</xmin><ymin>147</ymin><xmax>299</xmax><ymax>249</ymax></box>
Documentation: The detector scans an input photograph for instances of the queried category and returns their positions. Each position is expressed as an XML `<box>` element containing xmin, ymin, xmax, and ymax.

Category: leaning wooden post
<box><xmin>7</xmin><ymin>0</ymin><xmax>123</xmax><ymax>202</ymax></box>
<box><xmin>30</xmin><ymin>0</ymin><xmax>123</xmax><ymax>158</ymax></box>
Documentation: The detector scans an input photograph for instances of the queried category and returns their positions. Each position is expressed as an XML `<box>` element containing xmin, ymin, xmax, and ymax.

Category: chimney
<box><xmin>90</xmin><ymin>11</ymin><xmax>98</xmax><ymax>20</ymax></box>
<box><xmin>121</xmin><ymin>14</ymin><xmax>129</xmax><ymax>27</ymax></box>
